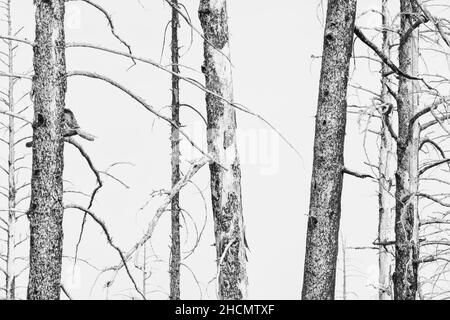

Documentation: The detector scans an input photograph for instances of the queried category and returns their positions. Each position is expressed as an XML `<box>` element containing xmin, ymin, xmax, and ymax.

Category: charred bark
<box><xmin>199</xmin><ymin>0</ymin><xmax>248</xmax><ymax>300</ymax></box>
<box><xmin>302</xmin><ymin>0</ymin><xmax>357</xmax><ymax>300</ymax></box>
<box><xmin>169</xmin><ymin>0</ymin><xmax>181</xmax><ymax>301</ymax></box>
<box><xmin>27</xmin><ymin>0</ymin><xmax>66</xmax><ymax>300</ymax></box>
<box><xmin>393</xmin><ymin>0</ymin><xmax>421</xmax><ymax>300</ymax></box>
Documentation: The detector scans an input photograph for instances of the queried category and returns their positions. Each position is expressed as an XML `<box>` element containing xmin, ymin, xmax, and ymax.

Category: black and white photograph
<box><xmin>1</xmin><ymin>0</ymin><xmax>450</xmax><ymax>308</ymax></box>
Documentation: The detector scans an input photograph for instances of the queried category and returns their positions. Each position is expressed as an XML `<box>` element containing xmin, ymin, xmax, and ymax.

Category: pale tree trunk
<box><xmin>341</xmin><ymin>237</ymin><xmax>347</xmax><ymax>300</ymax></box>
<box><xmin>393</xmin><ymin>0</ymin><xmax>420</xmax><ymax>300</ymax></box>
<box><xmin>6</xmin><ymin>0</ymin><xmax>16</xmax><ymax>300</ymax></box>
<box><xmin>199</xmin><ymin>0</ymin><xmax>248</xmax><ymax>300</ymax></box>
<box><xmin>27</xmin><ymin>0</ymin><xmax>66</xmax><ymax>300</ymax></box>
<box><xmin>169</xmin><ymin>0</ymin><xmax>181</xmax><ymax>301</ymax></box>
<box><xmin>378</xmin><ymin>0</ymin><xmax>396</xmax><ymax>300</ymax></box>
<box><xmin>302</xmin><ymin>0</ymin><xmax>357</xmax><ymax>300</ymax></box>
<box><xmin>142</xmin><ymin>242</ymin><xmax>147</xmax><ymax>297</ymax></box>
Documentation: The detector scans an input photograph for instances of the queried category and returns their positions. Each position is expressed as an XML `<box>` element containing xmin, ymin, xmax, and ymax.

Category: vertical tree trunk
<box><xmin>27</xmin><ymin>0</ymin><xmax>66</xmax><ymax>300</ymax></box>
<box><xmin>393</xmin><ymin>0</ymin><xmax>420</xmax><ymax>300</ymax></box>
<box><xmin>169</xmin><ymin>0</ymin><xmax>181</xmax><ymax>301</ymax></box>
<box><xmin>302</xmin><ymin>0</ymin><xmax>357</xmax><ymax>300</ymax></box>
<box><xmin>6</xmin><ymin>0</ymin><xmax>16</xmax><ymax>300</ymax></box>
<box><xmin>378</xmin><ymin>0</ymin><xmax>395</xmax><ymax>300</ymax></box>
<box><xmin>199</xmin><ymin>0</ymin><xmax>248</xmax><ymax>300</ymax></box>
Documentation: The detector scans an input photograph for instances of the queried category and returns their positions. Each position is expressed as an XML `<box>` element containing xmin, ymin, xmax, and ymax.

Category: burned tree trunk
<box><xmin>393</xmin><ymin>0</ymin><xmax>420</xmax><ymax>300</ymax></box>
<box><xmin>169</xmin><ymin>0</ymin><xmax>181</xmax><ymax>301</ymax></box>
<box><xmin>377</xmin><ymin>0</ymin><xmax>396</xmax><ymax>300</ymax></box>
<box><xmin>6</xmin><ymin>0</ymin><xmax>16</xmax><ymax>300</ymax></box>
<box><xmin>27</xmin><ymin>0</ymin><xmax>67</xmax><ymax>300</ymax></box>
<box><xmin>302</xmin><ymin>0</ymin><xmax>357</xmax><ymax>300</ymax></box>
<box><xmin>199</xmin><ymin>0</ymin><xmax>248</xmax><ymax>300</ymax></box>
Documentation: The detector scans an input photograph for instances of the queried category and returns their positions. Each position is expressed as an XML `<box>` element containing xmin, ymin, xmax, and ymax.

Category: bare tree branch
<box><xmin>66</xmin><ymin>70</ymin><xmax>220</xmax><ymax>166</ymax></box>
<box><xmin>65</xmin><ymin>0</ymin><xmax>136</xmax><ymax>66</ymax></box>
<box><xmin>343</xmin><ymin>167</ymin><xmax>374</xmax><ymax>179</ymax></box>
<box><xmin>354</xmin><ymin>26</ymin><xmax>421</xmax><ymax>80</ymax></box>
<box><xmin>105</xmin><ymin>157</ymin><xmax>209</xmax><ymax>286</ymax></box>
<box><xmin>65</xmin><ymin>204</ymin><xmax>146</xmax><ymax>300</ymax></box>
<box><xmin>64</xmin><ymin>137</ymin><xmax>103</xmax><ymax>268</ymax></box>
<box><xmin>65</xmin><ymin>42</ymin><xmax>302</xmax><ymax>158</ymax></box>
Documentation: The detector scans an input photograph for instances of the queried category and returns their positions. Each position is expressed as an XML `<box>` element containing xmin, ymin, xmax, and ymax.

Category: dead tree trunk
<box><xmin>378</xmin><ymin>0</ymin><xmax>396</xmax><ymax>300</ymax></box>
<box><xmin>199</xmin><ymin>0</ymin><xmax>248</xmax><ymax>300</ymax></box>
<box><xmin>27</xmin><ymin>0</ymin><xmax>67</xmax><ymax>300</ymax></box>
<box><xmin>6</xmin><ymin>0</ymin><xmax>16</xmax><ymax>300</ymax></box>
<box><xmin>169</xmin><ymin>0</ymin><xmax>181</xmax><ymax>301</ymax></box>
<box><xmin>393</xmin><ymin>0</ymin><xmax>420</xmax><ymax>300</ymax></box>
<box><xmin>302</xmin><ymin>0</ymin><xmax>357</xmax><ymax>300</ymax></box>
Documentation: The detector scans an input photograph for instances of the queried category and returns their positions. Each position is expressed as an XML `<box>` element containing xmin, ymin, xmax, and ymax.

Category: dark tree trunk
<box><xmin>199</xmin><ymin>0</ymin><xmax>248</xmax><ymax>300</ymax></box>
<box><xmin>393</xmin><ymin>0</ymin><xmax>420</xmax><ymax>300</ymax></box>
<box><xmin>302</xmin><ymin>0</ymin><xmax>357</xmax><ymax>300</ymax></box>
<box><xmin>27</xmin><ymin>0</ymin><xmax>66</xmax><ymax>300</ymax></box>
<box><xmin>169</xmin><ymin>0</ymin><xmax>181</xmax><ymax>301</ymax></box>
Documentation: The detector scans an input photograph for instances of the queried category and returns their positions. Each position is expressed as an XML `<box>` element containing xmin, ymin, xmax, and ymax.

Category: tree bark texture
<box><xmin>378</xmin><ymin>0</ymin><xmax>396</xmax><ymax>300</ymax></box>
<box><xmin>6</xmin><ymin>0</ymin><xmax>16</xmax><ymax>300</ymax></box>
<box><xmin>27</xmin><ymin>0</ymin><xmax>66</xmax><ymax>300</ymax></box>
<box><xmin>302</xmin><ymin>0</ymin><xmax>357</xmax><ymax>300</ymax></box>
<box><xmin>393</xmin><ymin>0</ymin><xmax>420</xmax><ymax>300</ymax></box>
<box><xmin>169</xmin><ymin>0</ymin><xmax>181</xmax><ymax>301</ymax></box>
<box><xmin>199</xmin><ymin>0</ymin><xmax>248</xmax><ymax>300</ymax></box>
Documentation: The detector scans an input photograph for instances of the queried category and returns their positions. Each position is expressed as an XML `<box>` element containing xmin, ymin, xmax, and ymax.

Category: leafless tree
<box><xmin>169</xmin><ymin>0</ymin><xmax>181</xmax><ymax>300</ymax></box>
<box><xmin>302</xmin><ymin>0</ymin><xmax>357</xmax><ymax>300</ymax></box>
<box><xmin>0</xmin><ymin>0</ymin><xmax>32</xmax><ymax>300</ymax></box>
<box><xmin>392</xmin><ymin>0</ymin><xmax>421</xmax><ymax>300</ymax></box>
<box><xmin>348</xmin><ymin>0</ymin><xmax>450</xmax><ymax>300</ymax></box>
<box><xmin>377</xmin><ymin>0</ymin><xmax>396</xmax><ymax>300</ymax></box>
<box><xmin>198</xmin><ymin>0</ymin><xmax>248</xmax><ymax>300</ymax></box>
<box><xmin>27</xmin><ymin>0</ymin><xmax>66</xmax><ymax>300</ymax></box>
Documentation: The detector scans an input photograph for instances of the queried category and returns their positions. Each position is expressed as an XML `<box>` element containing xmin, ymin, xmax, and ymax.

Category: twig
<box><xmin>105</xmin><ymin>157</ymin><xmax>209</xmax><ymax>286</ymax></box>
<box><xmin>64</xmin><ymin>137</ymin><xmax>103</xmax><ymax>269</ymax></box>
<box><xmin>164</xmin><ymin>0</ymin><xmax>234</xmax><ymax>66</ymax></box>
<box><xmin>65</xmin><ymin>0</ymin><xmax>136</xmax><ymax>67</ymax></box>
<box><xmin>65</xmin><ymin>204</ymin><xmax>146</xmax><ymax>300</ymax></box>
<box><xmin>0</xmin><ymin>108</ymin><xmax>32</xmax><ymax>124</ymax></box>
<box><xmin>60</xmin><ymin>284</ymin><xmax>73</xmax><ymax>300</ymax></box>
<box><xmin>419</xmin><ymin>159</ymin><xmax>450</xmax><ymax>176</ymax></box>
<box><xmin>354</xmin><ymin>26</ymin><xmax>421</xmax><ymax>80</ymax></box>
<box><xmin>67</xmin><ymin>70</ymin><xmax>221</xmax><ymax>167</ymax></box>
<box><xmin>343</xmin><ymin>167</ymin><xmax>374</xmax><ymax>179</ymax></box>
<box><xmin>412</xmin><ymin>0</ymin><xmax>450</xmax><ymax>47</ymax></box>
<box><xmin>64</xmin><ymin>42</ymin><xmax>302</xmax><ymax>159</ymax></box>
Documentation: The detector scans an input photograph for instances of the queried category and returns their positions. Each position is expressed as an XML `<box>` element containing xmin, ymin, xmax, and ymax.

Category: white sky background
<box><xmin>4</xmin><ymin>0</ymin><xmax>449</xmax><ymax>300</ymax></box>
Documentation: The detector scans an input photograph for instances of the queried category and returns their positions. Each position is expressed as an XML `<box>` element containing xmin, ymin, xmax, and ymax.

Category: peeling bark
<box><xmin>378</xmin><ymin>0</ymin><xmax>396</xmax><ymax>300</ymax></box>
<box><xmin>199</xmin><ymin>0</ymin><xmax>248</xmax><ymax>300</ymax></box>
<box><xmin>27</xmin><ymin>0</ymin><xmax>66</xmax><ymax>300</ymax></box>
<box><xmin>302</xmin><ymin>0</ymin><xmax>357</xmax><ymax>300</ymax></box>
<box><xmin>393</xmin><ymin>0</ymin><xmax>420</xmax><ymax>300</ymax></box>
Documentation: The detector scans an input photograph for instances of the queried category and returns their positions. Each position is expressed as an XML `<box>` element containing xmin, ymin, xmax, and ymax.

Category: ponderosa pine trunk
<box><xmin>393</xmin><ymin>0</ymin><xmax>420</xmax><ymax>300</ymax></box>
<box><xmin>199</xmin><ymin>0</ymin><xmax>248</xmax><ymax>300</ymax></box>
<box><xmin>169</xmin><ymin>0</ymin><xmax>181</xmax><ymax>301</ymax></box>
<box><xmin>27</xmin><ymin>0</ymin><xmax>66</xmax><ymax>300</ymax></box>
<box><xmin>302</xmin><ymin>0</ymin><xmax>357</xmax><ymax>300</ymax></box>
<box><xmin>378</xmin><ymin>0</ymin><xmax>396</xmax><ymax>300</ymax></box>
